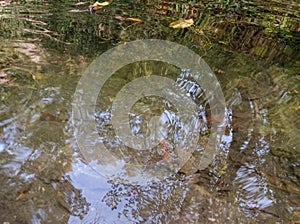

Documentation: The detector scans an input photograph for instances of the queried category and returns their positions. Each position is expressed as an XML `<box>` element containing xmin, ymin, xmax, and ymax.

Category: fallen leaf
<box><xmin>74</xmin><ymin>1</ymin><xmax>88</xmax><ymax>5</ymax></box>
<box><xmin>126</xmin><ymin>17</ymin><xmax>142</xmax><ymax>22</ymax></box>
<box><xmin>88</xmin><ymin>1</ymin><xmax>109</xmax><ymax>12</ymax></box>
<box><xmin>69</xmin><ymin>9</ymin><xmax>87</xmax><ymax>13</ymax></box>
<box><xmin>169</xmin><ymin>18</ymin><xmax>194</xmax><ymax>29</ymax></box>
<box><xmin>16</xmin><ymin>183</ymin><xmax>32</xmax><ymax>201</ymax></box>
<box><xmin>92</xmin><ymin>1</ymin><xmax>109</xmax><ymax>7</ymax></box>
<box><xmin>114</xmin><ymin>15</ymin><xmax>126</xmax><ymax>21</ymax></box>
<box><xmin>16</xmin><ymin>192</ymin><xmax>26</xmax><ymax>201</ymax></box>
<box><xmin>114</xmin><ymin>16</ymin><xmax>142</xmax><ymax>22</ymax></box>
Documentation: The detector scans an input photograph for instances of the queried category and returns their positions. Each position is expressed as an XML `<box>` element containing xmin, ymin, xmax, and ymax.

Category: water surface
<box><xmin>0</xmin><ymin>0</ymin><xmax>299</xmax><ymax>223</ymax></box>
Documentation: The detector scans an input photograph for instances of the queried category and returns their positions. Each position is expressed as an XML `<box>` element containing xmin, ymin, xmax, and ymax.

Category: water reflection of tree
<box><xmin>101</xmin><ymin>175</ymin><xmax>189</xmax><ymax>222</ymax></box>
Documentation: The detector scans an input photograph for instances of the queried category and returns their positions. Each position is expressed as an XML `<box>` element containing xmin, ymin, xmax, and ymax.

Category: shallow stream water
<box><xmin>0</xmin><ymin>0</ymin><xmax>299</xmax><ymax>223</ymax></box>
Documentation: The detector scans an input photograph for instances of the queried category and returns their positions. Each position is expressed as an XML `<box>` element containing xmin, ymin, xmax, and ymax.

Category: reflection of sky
<box><xmin>220</xmin><ymin>107</ymin><xmax>234</xmax><ymax>154</ymax></box>
<box><xmin>234</xmin><ymin>137</ymin><xmax>274</xmax><ymax>214</ymax></box>
<box><xmin>68</xmin><ymin>161</ymin><xmax>129</xmax><ymax>223</ymax></box>
<box><xmin>235</xmin><ymin>165</ymin><xmax>274</xmax><ymax>212</ymax></box>
<box><xmin>68</xmin><ymin>160</ymin><xmax>186</xmax><ymax>223</ymax></box>
<box><xmin>0</xmin><ymin>123</ymin><xmax>32</xmax><ymax>176</ymax></box>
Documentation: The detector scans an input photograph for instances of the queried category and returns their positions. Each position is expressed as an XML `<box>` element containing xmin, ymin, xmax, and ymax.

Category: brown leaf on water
<box><xmin>16</xmin><ymin>183</ymin><xmax>32</xmax><ymax>201</ymax></box>
<box><xmin>169</xmin><ymin>19</ymin><xmax>194</xmax><ymax>29</ymax></box>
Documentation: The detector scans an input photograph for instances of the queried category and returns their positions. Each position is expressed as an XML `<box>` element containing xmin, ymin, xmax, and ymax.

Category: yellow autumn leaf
<box><xmin>169</xmin><ymin>19</ymin><xmax>194</xmax><ymax>29</ymax></box>
<box><xmin>92</xmin><ymin>1</ymin><xmax>109</xmax><ymax>7</ymax></box>
<box><xmin>89</xmin><ymin>1</ymin><xmax>109</xmax><ymax>12</ymax></box>
<box><xmin>126</xmin><ymin>17</ymin><xmax>142</xmax><ymax>22</ymax></box>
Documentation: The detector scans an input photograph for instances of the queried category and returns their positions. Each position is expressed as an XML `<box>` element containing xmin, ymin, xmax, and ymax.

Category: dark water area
<box><xmin>0</xmin><ymin>0</ymin><xmax>299</xmax><ymax>223</ymax></box>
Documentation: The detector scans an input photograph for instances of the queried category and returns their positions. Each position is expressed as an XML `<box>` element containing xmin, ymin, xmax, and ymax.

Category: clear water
<box><xmin>0</xmin><ymin>0</ymin><xmax>299</xmax><ymax>223</ymax></box>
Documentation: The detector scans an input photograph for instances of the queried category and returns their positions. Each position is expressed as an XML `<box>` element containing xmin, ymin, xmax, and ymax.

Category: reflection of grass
<box><xmin>266</xmin><ymin>63</ymin><xmax>300</xmax><ymax>161</ymax></box>
<box><xmin>0</xmin><ymin>2</ymin><xmax>67</xmax><ymax>44</ymax></box>
<box><xmin>1</xmin><ymin>0</ymin><xmax>299</xmax><ymax>56</ymax></box>
<box><xmin>155</xmin><ymin>1</ymin><xmax>299</xmax><ymax>34</ymax></box>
